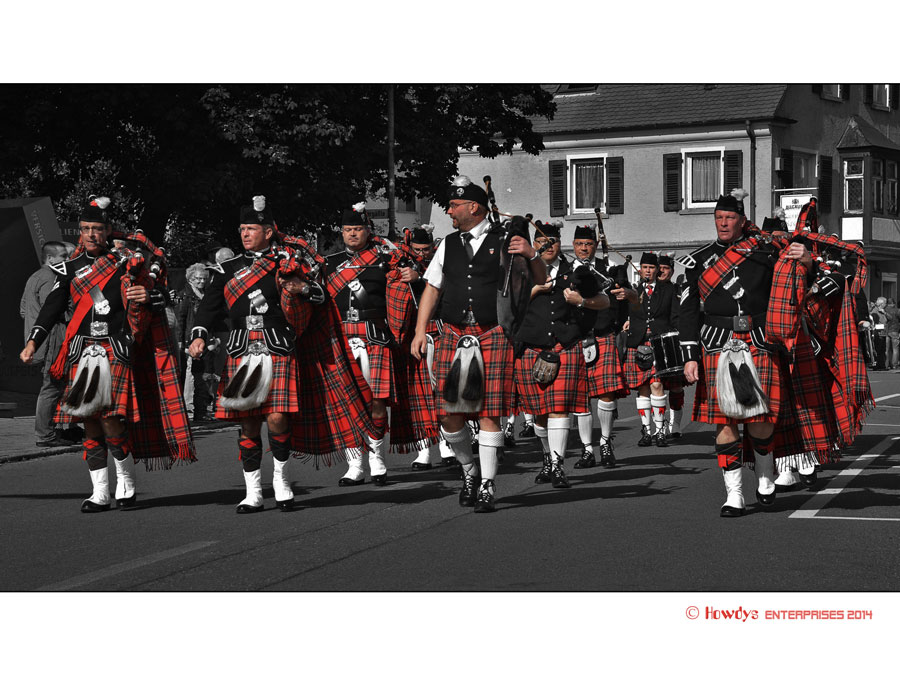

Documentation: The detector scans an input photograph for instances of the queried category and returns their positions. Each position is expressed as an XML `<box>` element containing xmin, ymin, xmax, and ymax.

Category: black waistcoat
<box><xmin>515</xmin><ymin>258</ymin><xmax>592</xmax><ymax>348</ymax></box>
<box><xmin>439</xmin><ymin>230</ymin><xmax>503</xmax><ymax>325</ymax></box>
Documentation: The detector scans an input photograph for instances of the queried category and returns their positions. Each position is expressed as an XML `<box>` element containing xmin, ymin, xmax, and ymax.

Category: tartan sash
<box><xmin>697</xmin><ymin>235</ymin><xmax>767</xmax><ymax>303</ymax></box>
<box><xmin>224</xmin><ymin>256</ymin><xmax>277</xmax><ymax>309</ymax></box>
<box><xmin>326</xmin><ymin>246</ymin><xmax>382</xmax><ymax>297</ymax></box>
<box><xmin>49</xmin><ymin>255</ymin><xmax>119</xmax><ymax>380</ymax></box>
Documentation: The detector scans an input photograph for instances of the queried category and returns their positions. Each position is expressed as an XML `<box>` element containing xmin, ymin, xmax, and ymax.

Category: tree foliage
<box><xmin>0</xmin><ymin>84</ymin><xmax>555</xmax><ymax>265</ymax></box>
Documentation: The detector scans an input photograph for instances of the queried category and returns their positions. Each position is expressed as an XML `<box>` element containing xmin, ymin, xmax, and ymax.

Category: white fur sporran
<box><xmin>61</xmin><ymin>343</ymin><xmax>112</xmax><ymax>418</ymax></box>
<box><xmin>442</xmin><ymin>335</ymin><xmax>484</xmax><ymax>414</ymax></box>
<box><xmin>219</xmin><ymin>342</ymin><xmax>274</xmax><ymax>411</ymax></box>
<box><xmin>715</xmin><ymin>339</ymin><xmax>769</xmax><ymax>420</ymax></box>
<box><xmin>348</xmin><ymin>337</ymin><xmax>371</xmax><ymax>384</ymax></box>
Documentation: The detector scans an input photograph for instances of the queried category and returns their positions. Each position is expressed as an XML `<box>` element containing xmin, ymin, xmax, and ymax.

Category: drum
<box><xmin>650</xmin><ymin>331</ymin><xmax>684</xmax><ymax>377</ymax></box>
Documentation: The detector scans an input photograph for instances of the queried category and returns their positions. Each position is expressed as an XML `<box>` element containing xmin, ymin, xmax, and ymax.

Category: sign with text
<box><xmin>779</xmin><ymin>193</ymin><xmax>813</xmax><ymax>232</ymax></box>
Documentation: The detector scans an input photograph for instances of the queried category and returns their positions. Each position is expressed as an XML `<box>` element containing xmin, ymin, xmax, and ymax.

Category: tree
<box><xmin>0</xmin><ymin>84</ymin><xmax>556</xmax><ymax>257</ymax></box>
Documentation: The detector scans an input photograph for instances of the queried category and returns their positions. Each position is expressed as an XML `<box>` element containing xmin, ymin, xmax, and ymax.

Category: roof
<box><xmin>836</xmin><ymin>115</ymin><xmax>900</xmax><ymax>152</ymax></box>
<box><xmin>532</xmin><ymin>84</ymin><xmax>790</xmax><ymax>135</ymax></box>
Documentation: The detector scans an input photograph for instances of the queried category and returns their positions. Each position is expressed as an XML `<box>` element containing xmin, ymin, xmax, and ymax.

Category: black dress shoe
<box><xmin>574</xmin><ymin>449</ymin><xmax>596</xmax><ymax>469</ymax></box>
<box><xmin>720</xmin><ymin>505</ymin><xmax>745</xmax><ymax>518</ymax></box>
<box><xmin>503</xmin><ymin>425</ymin><xmax>515</xmax><ymax>447</ymax></box>
<box><xmin>654</xmin><ymin>431</ymin><xmax>669</xmax><ymax>448</ymax></box>
<box><xmin>535</xmin><ymin>456</ymin><xmax>553</xmax><ymax>484</ymax></box>
<box><xmin>116</xmin><ymin>495</ymin><xmax>137</xmax><ymax>510</ymax></box>
<box><xmin>276</xmin><ymin>499</ymin><xmax>295</xmax><ymax>512</ymax></box>
<box><xmin>410</xmin><ymin>462</ymin><xmax>432</xmax><ymax>471</ymax></box>
<box><xmin>756</xmin><ymin>489</ymin><xmax>776</xmax><ymax>508</ymax></box>
<box><xmin>600</xmin><ymin>444</ymin><xmax>616</xmax><ymax>468</ymax></box>
<box><xmin>371</xmin><ymin>474</ymin><xmax>388</xmax><ymax>487</ymax></box>
<box><xmin>799</xmin><ymin>468</ymin><xmax>818</xmax><ymax>487</ymax></box>
<box><xmin>338</xmin><ymin>477</ymin><xmax>365</xmax><ymax>487</ymax></box>
<box><xmin>519</xmin><ymin>423</ymin><xmax>535</xmax><ymax>438</ymax></box>
<box><xmin>551</xmin><ymin>465</ymin><xmax>571</xmax><ymax>489</ymax></box>
<box><xmin>236</xmin><ymin>503</ymin><xmax>265</xmax><ymax>514</ymax></box>
<box><xmin>36</xmin><ymin>437</ymin><xmax>72</xmax><ymax>448</ymax></box>
<box><xmin>637</xmin><ymin>427</ymin><xmax>653</xmax><ymax>447</ymax></box>
<box><xmin>459</xmin><ymin>473</ymin><xmax>478</xmax><ymax>507</ymax></box>
<box><xmin>441</xmin><ymin>457</ymin><xmax>459</xmax><ymax>467</ymax></box>
<box><xmin>474</xmin><ymin>481</ymin><xmax>496</xmax><ymax>513</ymax></box>
<box><xmin>81</xmin><ymin>499</ymin><xmax>111</xmax><ymax>513</ymax></box>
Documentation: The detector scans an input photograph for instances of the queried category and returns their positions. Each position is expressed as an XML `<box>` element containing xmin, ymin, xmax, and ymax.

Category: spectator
<box><xmin>19</xmin><ymin>241</ymin><xmax>82</xmax><ymax>446</ymax></box>
<box><xmin>885</xmin><ymin>297</ymin><xmax>900</xmax><ymax>371</ymax></box>
<box><xmin>177</xmin><ymin>263</ymin><xmax>214</xmax><ymax>421</ymax></box>
<box><xmin>871</xmin><ymin>296</ymin><xmax>889</xmax><ymax>370</ymax></box>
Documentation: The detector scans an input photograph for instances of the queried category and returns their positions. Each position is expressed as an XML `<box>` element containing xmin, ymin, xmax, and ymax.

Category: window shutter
<box><xmin>548</xmin><ymin>160</ymin><xmax>567</xmax><ymax>217</ymax></box>
<box><xmin>818</xmin><ymin>155</ymin><xmax>833</xmax><ymax>213</ymax></box>
<box><xmin>780</xmin><ymin>148</ymin><xmax>794</xmax><ymax>189</ymax></box>
<box><xmin>864</xmin><ymin>85</ymin><xmax>874</xmax><ymax>104</ymax></box>
<box><xmin>891</xmin><ymin>85</ymin><xmax>899</xmax><ymax>109</ymax></box>
<box><xmin>723</xmin><ymin>150</ymin><xmax>743</xmax><ymax>194</ymax></box>
<box><xmin>841</xmin><ymin>84</ymin><xmax>851</xmax><ymax>101</ymax></box>
<box><xmin>606</xmin><ymin>157</ymin><xmax>624</xmax><ymax>214</ymax></box>
<box><xmin>663</xmin><ymin>153</ymin><xmax>682</xmax><ymax>212</ymax></box>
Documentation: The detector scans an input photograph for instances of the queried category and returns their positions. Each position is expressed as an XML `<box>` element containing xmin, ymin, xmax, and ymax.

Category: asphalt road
<box><xmin>2</xmin><ymin>373</ymin><xmax>899</xmax><ymax>594</ymax></box>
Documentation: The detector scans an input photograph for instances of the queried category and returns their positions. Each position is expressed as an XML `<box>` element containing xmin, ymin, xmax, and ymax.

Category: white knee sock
<box><xmin>650</xmin><ymin>394</ymin><xmax>668</xmax><ymax>432</ymax></box>
<box><xmin>524</xmin><ymin>413</ymin><xmax>534</xmax><ymax>425</ymax></box>
<box><xmin>574</xmin><ymin>412</ymin><xmax>593</xmax><ymax>450</ymax></box>
<box><xmin>534</xmin><ymin>424</ymin><xmax>550</xmax><ymax>455</ymax></box>
<box><xmin>478</xmin><ymin>430</ymin><xmax>504</xmax><ymax>482</ymax></box>
<box><xmin>597</xmin><ymin>399</ymin><xmax>616</xmax><ymax>443</ymax></box>
<box><xmin>547</xmin><ymin>416</ymin><xmax>570</xmax><ymax>466</ymax></box>
<box><xmin>636</xmin><ymin>396</ymin><xmax>652</xmax><ymax>429</ymax></box>
<box><xmin>442</xmin><ymin>426</ymin><xmax>474</xmax><ymax>469</ymax></box>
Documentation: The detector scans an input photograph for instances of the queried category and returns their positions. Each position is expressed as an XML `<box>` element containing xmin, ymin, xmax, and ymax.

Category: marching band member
<box><xmin>189</xmin><ymin>196</ymin><xmax>327</xmax><ymax>512</ymax></box>
<box><xmin>570</xmin><ymin>224</ymin><xmax>634</xmax><ymax>469</ymax></box>
<box><xmin>514</xmin><ymin>222</ymin><xmax>607</xmax><ymax>487</ymax></box>
<box><xmin>679</xmin><ymin>192</ymin><xmax>798</xmax><ymax>517</ymax></box>
<box><xmin>623</xmin><ymin>252</ymin><xmax>679</xmax><ymax>448</ymax></box>
<box><xmin>21</xmin><ymin>196</ymin><xmax>196</xmax><ymax>512</ymax></box>
<box><xmin>657</xmin><ymin>252</ymin><xmax>687</xmax><ymax>439</ymax></box>
<box><xmin>410</xmin><ymin>177</ymin><xmax>546</xmax><ymax>513</ymax></box>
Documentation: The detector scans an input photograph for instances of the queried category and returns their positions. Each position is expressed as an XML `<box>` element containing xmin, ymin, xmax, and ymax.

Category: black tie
<box><xmin>461</xmin><ymin>232</ymin><xmax>474</xmax><ymax>261</ymax></box>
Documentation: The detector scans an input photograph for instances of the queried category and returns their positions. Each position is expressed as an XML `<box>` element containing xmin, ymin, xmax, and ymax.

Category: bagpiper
<box><xmin>21</xmin><ymin>196</ymin><xmax>196</xmax><ymax>512</ymax></box>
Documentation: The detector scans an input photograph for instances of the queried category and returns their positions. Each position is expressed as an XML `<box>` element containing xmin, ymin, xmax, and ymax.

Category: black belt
<box><xmin>703</xmin><ymin>312</ymin><xmax>765</xmax><ymax>333</ymax></box>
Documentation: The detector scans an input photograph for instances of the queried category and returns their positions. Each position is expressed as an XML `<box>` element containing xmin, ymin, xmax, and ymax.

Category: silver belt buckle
<box><xmin>733</xmin><ymin>315</ymin><xmax>751</xmax><ymax>332</ymax></box>
<box><xmin>347</xmin><ymin>307</ymin><xmax>360</xmax><ymax>322</ymax></box>
<box><xmin>90</xmin><ymin>321</ymin><xmax>109</xmax><ymax>337</ymax></box>
<box><xmin>246</xmin><ymin>315</ymin><xmax>264</xmax><ymax>330</ymax></box>
<box><xmin>463</xmin><ymin>309</ymin><xmax>477</xmax><ymax>326</ymax></box>
<box><xmin>248</xmin><ymin>340</ymin><xmax>270</xmax><ymax>355</ymax></box>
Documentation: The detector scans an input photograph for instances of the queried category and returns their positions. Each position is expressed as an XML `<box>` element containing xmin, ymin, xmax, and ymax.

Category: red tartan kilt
<box><xmin>215</xmin><ymin>331</ymin><xmax>300</xmax><ymax>419</ymax></box>
<box><xmin>781</xmin><ymin>335</ymin><xmax>839</xmax><ymax>454</ymax></box>
<box><xmin>623</xmin><ymin>340</ymin><xmax>660</xmax><ymax>389</ymax></box>
<box><xmin>434</xmin><ymin>323</ymin><xmax>514</xmax><ymax>419</ymax></box>
<box><xmin>55</xmin><ymin>340</ymin><xmax>139</xmax><ymax>424</ymax></box>
<box><xmin>405</xmin><ymin>351</ymin><xmax>441</xmax><ymax>445</ymax></box>
<box><xmin>515</xmin><ymin>343</ymin><xmax>588</xmax><ymax>415</ymax></box>
<box><xmin>341</xmin><ymin>321</ymin><xmax>397</xmax><ymax>401</ymax></box>
<box><xmin>585</xmin><ymin>333</ymin><xmax>630</xmax><ymax>398</ymax></box>
<box><xmin>692</xmin><ymin>334</ymin><xmax>782</xmax><ymax>425</ymax></box>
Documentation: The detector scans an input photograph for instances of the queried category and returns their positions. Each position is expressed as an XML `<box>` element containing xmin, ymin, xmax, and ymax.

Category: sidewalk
<box><xmin>0</xmin><ymin>390</ymin><xmax>237</xmax><ymax>464</ymax></box>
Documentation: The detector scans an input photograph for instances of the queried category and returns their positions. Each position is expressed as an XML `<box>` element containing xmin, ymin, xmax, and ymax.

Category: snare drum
<box><xmin>650</xmin><ymin>331</ymin><xmax>684</xmax><ymax>377</ymax></box>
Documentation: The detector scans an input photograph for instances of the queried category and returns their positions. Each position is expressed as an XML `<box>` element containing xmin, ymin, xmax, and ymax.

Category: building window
<box><xmin>887</xmin><ymin>161</ymin><xmax>898</xmax><ymax>215</ymax></box>
<box><xmin>570</xmin><ymin>156</ymin><xmax>606</xmax><ymax>213</ymax></box>
<box><xmin>873</xmin><ymin>159</ymin><xmax>884</xmax><ymax>213</ymax></box>
<box><xmin>872</xmin><ymin>84</ymin><xmax>891</xmax><ymax>110</ymax></box>
<box><xmin>396</xmin><ymin>197</ymin><xmax>416</xmax><ymax>212</ymax></box>
<box><xmin>822</xmin><ymin>84</ymin><xmax>843</xmax><ymax>99</ymax></box>
<box><xmin>844</xmin><ymin>159</ymin><xmax>864</xmax><ymax>213</ymax></box>
<box><xmin>685</xmin><ymin>150</ymin><xmax>723</xmax><ymax>208</ymax></box>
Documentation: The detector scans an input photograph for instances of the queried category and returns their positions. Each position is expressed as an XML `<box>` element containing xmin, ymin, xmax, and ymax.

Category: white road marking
<box><xmin>858</xmin><ymin>423</ymin><xmax>900</xmax><ymax>427</ymax></box>
<box><xmin>789</xmin><ymin>436</ymin><xmax>896</xmax><ymax>520</ymax></box>
<box><xmin>36</xmin><ymin>541</ymin><xmax>217</xmax><ymax>591</ymax></box>
<box><xmin>615</xmin><ymin>416</ymin><xmax>639</xmax><ymax>423</ymax></box>
<box><xmin>874</xmin><ymin>393</ymin><xmax>900</xmax><ymax>403</ymax></box>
